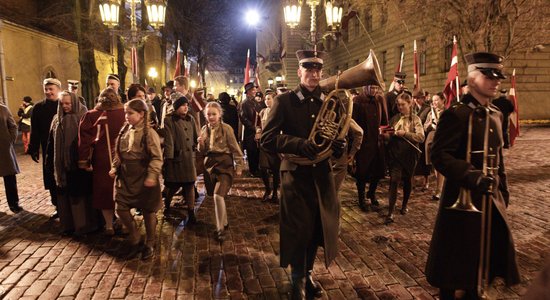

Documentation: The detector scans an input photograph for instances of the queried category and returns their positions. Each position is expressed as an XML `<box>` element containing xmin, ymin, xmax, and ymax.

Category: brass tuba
<box><xmin>284</xmin><ymin>49</ymin><xmax>385</xmax><ymax>165</ymax></box>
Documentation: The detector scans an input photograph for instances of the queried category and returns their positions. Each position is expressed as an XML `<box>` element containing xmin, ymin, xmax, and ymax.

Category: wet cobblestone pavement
<box><xmin>0</xmin><ymin>126</ymin><xmax>549</xmax><ymax>299</ymax></box>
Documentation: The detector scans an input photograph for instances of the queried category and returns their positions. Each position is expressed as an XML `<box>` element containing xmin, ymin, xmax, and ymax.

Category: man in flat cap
<box><xmin>28</xmin><ymin>78</ymin><xmax>62</xmax><ymax>218</ymax></box>
<box><xmin>106</xmin><ymin>74</ymin><xmax>127</xmax><ymax>103</ymax></box>
<box><xmin>68</xmin><ymin>80</ymin><xmax>87</xmax><ymax>107</ymax></box>
<box><xmin>425</xmin><ymin>52</ymin><xmax>520</xmax><ymax>299</ymax></box>
<box><xmin>261</xmin><ymin>49</ymin><xmax>346</xmax><ymax>299</ymax></box>
<box><xmin>386</xmin><ymin>72</ymin><xmax>407</xmax><ymax>120</ymax></box>
<box><xmin>239</xmin><ymin>82</ymin><xmax>264</xmax><ymax>177</ymax></box>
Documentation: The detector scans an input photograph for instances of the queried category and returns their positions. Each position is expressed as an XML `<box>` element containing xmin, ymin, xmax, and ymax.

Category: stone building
<box><xmin>256</xmin><ymin>1</ymin><xmax>550</xmax><ymax>120</ymax></box>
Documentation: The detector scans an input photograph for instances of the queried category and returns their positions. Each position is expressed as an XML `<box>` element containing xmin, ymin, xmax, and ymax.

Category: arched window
<box><xmin>44</xmin><ymin>67</ymin><xmax>57</xmax><ymax>79</ymax></box>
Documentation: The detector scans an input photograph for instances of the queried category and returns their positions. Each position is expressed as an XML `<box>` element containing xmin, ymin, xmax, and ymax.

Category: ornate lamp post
<box><xmin>98</xmin><ymin>0</ymin><xmax>167</xmax><ymax>83</ymax></box>
<box><xmin>283</xmin><ymin>0</ymin><xmax>343</xmax><ymax>47</ymax></box>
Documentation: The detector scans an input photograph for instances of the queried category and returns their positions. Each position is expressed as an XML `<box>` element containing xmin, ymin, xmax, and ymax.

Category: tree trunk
<box><xmin>75</xmin><ymin>0</ymin><xmax>100</xmax><ymax>108</ymax></box>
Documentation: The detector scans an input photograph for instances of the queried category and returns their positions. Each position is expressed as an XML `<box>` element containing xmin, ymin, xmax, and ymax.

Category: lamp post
<box><xmin>283</xmin><ymin>0</ymin><xmax>343</xmax><ymax>47</ymax></box>
<box><xmin>98</xmin><ymin>0</ymin><xmax>167</xmax><ymax>84</ymax></box>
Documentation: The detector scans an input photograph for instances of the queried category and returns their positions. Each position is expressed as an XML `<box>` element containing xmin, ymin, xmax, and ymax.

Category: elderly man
<box><xmin>261</xmin><ymin>49</ymin><xmax>346</xmax><ymax>299</ymax></box>
<box><xmin>425</xmin><ymin>52</ymin><xmax>520</xmax><ymax>299</ymax></box>
<box><xmin>28</xmin><ymin>78</ymin><xmax>61</xmax><ymax>218</ymax></box>
<box><xmin>105</xmin><ymin>74</ymin><xmax>127</xmax><ymax>103</ymax></box>
<box><xmin>239</xmin><ymin>82</ymin><xmax>265</xmax><ymax>177</ymax></box>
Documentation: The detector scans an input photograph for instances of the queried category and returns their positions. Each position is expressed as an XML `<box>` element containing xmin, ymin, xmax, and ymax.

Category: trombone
<box><xmin>447</xmin><ymin>106</ymin><xmax>499</xmax><ymax>299</ymax></box>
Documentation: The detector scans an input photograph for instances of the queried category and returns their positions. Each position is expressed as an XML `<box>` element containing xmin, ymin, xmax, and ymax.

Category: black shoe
<box><xmin>163</xmin><ymin>208</ymin><xmax>171</xmax><ymax>218</ymax></box>
<box><xmin>306</xmin><ymin>274</ymin><xmax>323</xmax><ymax>298</ymax></box>
<box><xmin>290</xmin><ymin>277</ymin><xmax>306</xmax><ymax>300</ymax></box>
<box><xmin>215</xmin><ymin>230</ymin><xmax>225</xmax><ymax>242</ymax></box>
<box><xmin>135</xmin><ymin>209</ymin><xmax>143</xmax><ymax>216</ymax></box>
<box><xmin>384</xmin><ymin>215</ymin><xmax>394</xmax><ymax>225</ymax></box>
<box><xmin>432</xmin><ymin>194</ymin><xmax>440</xmax><ymax>201</ymax></box>
<box><xmin>271</xmin><ymin>193</ymin><xmax>279</xmax><ymax>203</ymax></box>
<box><xmin>358</xmin><ymin>200</ymin><xmax>369</xmax><ymax>212</ymax></box>
<box><xmin>262</xmin><ymin>189</ymin><xmax>272</xmax><ymax>202</ymax></box>
<box><xmin>141</xmin><ymin>245</ymin><xmax>154</xmax><ymax>260</ymax></box>
<box><xmin>369</xmin><ymin>195</ymin><xmax>380</xmax><ymax>207</ymax></box>
<box><xmin>400</xmin><ymin>207</ymin><xmax>409</xmax><ymax>215</ymax></box>
<box><xmin>9</xmin><ymin>205</ymin><xmax>23</xmax><ymax>213</ymax></box>
<box><xmin>50</xmin><ymin>211</ymin><xmax>59</xmax><ymax>220</ymax></box>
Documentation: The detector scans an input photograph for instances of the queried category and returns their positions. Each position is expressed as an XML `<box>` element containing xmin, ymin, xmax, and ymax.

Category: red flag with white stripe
<box><xmin>413</xmin><ymin>40</ymin><xmax>420</xmax><ymax>89</ymax></box>
<box><xmin>443</xmin><ymin>36</ymin><xmax>459</xmax><ymax>108</ymax></box>
<box><xmin>509</xmin><ymin>68</ymin><xmax>520</xmax><ymax>146</ymax></box>
<box><xmin>173</xmin><ymin>40</ymin><xmax>182</xmax><ymax>78</ymax></box>
<box><xmin>244</xmin><ymin>49</ymin><xmax>251</xmax><ymax>84</ymax></box>
<box><xmin>254</xmin><ymin>64</ymin><xmax>262</xmax><ymax>91</ymax></box>
<box><xmin>131</xmin><ymin>46</ymin><xmax>138</xmax><ymax>80</ymax></box>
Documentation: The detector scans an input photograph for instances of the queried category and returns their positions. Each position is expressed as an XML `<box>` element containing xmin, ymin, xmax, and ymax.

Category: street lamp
<box><xmin>283</xmin><ymin>0</ymin><xmax>343</xmax><ymax>45</ymax></box>
<box><xmin>267</xmin><ymin>77</ymin><xmax>274</xmax><ymax>88</ymax></box>
<box><xmin>147</xmin><ymin>67</ymin><xmax>158</xmax><ymax>89</ymax></box>
<box><xmin>98</xmin><ymin>0</ymin><xmax>167</xmax><ymax>83</ymax></box>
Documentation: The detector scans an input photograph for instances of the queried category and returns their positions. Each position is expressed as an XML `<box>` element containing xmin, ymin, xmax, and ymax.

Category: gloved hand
<box><xmin>30</xmin><ymin>152</ymin><xmax>39</xmax><ymax>163</ymax></box>
<box><xmin>331</xmin><ymin>139</ymin><xmax>346</xmax><ymax>159</ymax></box>
<box><xmin>299</xmin><ymin>140</ymin><xmax>321</xmax><ymax>161</ymax></box>
<box><xmin>475</xmin><ymin>175</ymin><xmax>494</xmax><ymax>195</ymax></box>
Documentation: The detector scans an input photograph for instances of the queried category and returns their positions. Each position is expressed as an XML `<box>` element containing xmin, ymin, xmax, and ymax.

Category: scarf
<box><xmin>52</xmin><ymin>93</ymin><xmax>87</xmax><ymax>187</ymax></box>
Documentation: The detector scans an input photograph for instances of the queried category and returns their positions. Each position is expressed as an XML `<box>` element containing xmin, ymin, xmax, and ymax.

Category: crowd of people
<box><xmin>0</xmin><ymin>48</ymin><xmax>526</xmax><ymax>299</ymax></box>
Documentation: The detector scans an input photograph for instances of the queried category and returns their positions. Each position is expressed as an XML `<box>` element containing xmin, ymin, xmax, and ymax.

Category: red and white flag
<box><xmin>254</xmin><ymin>64</ymin><xmax>262</xmax><ymax>91</ymax></box>
<box><xmin>509</xmin><ymin>68</ymin><xmax>520</xmax><ymax>146</ymax></box>
<box><xmin>396</xmin><ymin>48</ymin><xmax>404</xmax><ymax>72</ymax></box>
<box><xmin>413</xmin><ymin>40</ymin><xmax>420</xmax><ymax>89</ymax></box>
<box><xmin>184</xmin><ymin>55</ymin><xmax>190</xmax><ymax>77</ymax></box>
<box><xmin>131</xmin><ymin>46</ymin><xmax>139</xmax><ymax>80</ymax></box>
<box><xmin>173</xmin><ymin>40</ymin><xmax>182</xmax><ymax>78</ymax></box>
<box><xmin>244</xmin><ymin>49</ymin><xmax>251</xmax><ymax>84</ymax></box>
<box><xmin>443</xmin><ymin>36</ymin><xmax>459</xmax><ymax>108</ymax></box>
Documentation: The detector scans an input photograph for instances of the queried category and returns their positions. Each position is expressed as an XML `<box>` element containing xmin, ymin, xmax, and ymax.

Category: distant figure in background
<box><xmin>492</xmin><ymin>89</ymin><xmax>515</xmax><ymax>148</ymax></box>
<box><xmin>0</xmin><ymin>102</ymin><xmax>22</xmax><ymax>213</ymax></box>
<box><xmin>17</xmin><ymin>96</ymin><xmax>33</xmax><ymax>154</ymax></box>
<box><xmin>219</xmin><ymin>92</ymin><xmax>239</xmax><ymax>139</ymax></box>
<box><xmin>147</xmin><ymin>87</ymin><xmax>163</xmax><ymax>123</ymax></box>
<box><xmin>412</xmin><ymin>88</ymin><xmax>432</xmax><ymax>191</ymax></box>
<box><xmin>105</xmin><ymin>74</ymin><xmax>127</xmax><ymax>103</ymax></box>
<box><xmin>68</xmin><ymin>80</ymin><xmax>86</xmax><ymax>107</ymax></box>
<box><xmin>28</xmin><ymin>78</ymin><xmax>62</xmax><ymax>218</ymax></box>
<box><xmin>239</xmin><ymin>83</ymin><xmax>264</xmax><ymax>177</ymax></box>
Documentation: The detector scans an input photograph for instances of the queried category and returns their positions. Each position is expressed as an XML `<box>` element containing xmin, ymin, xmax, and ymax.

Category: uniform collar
<box><xmin>295</xmin><ymin>85</ymin><xmax>325</xmax><ymax>103</ymax></box>
<box><xmin>462</xmin><ymin>93</ymin><xmax>499</xmax><ymax>113</ymax></box>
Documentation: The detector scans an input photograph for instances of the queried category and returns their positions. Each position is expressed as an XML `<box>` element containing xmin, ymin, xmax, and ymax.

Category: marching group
<box><xmin>0</xmin><ymin>47</ymin><xmax>526</xmax><ymax>299</ymax></box>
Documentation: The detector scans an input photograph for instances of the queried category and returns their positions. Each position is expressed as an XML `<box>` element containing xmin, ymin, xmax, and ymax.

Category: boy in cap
<box><xmin>425</xmin><ymin>52</ymin><xmax>520</xmax><ymax>299</ymax></box>
<box><xmin>28</xmin><ymin>78</ymin><xmax>62</xmax><ymax>218</ymax></box>
<box><xmin>261</xmin><ymin>49</ymin><xmax>346</xmax><ymax>299</ymax></box>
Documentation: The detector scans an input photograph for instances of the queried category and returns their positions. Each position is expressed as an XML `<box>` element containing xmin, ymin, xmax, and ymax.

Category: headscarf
<box><xmin>51</xmin><ymin>91</ymin><xmax>88</xmax><ymax>187</ymax></box>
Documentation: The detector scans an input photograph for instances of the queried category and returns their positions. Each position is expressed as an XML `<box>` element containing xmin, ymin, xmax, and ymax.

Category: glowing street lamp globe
<box><xmin>325</xmin><ymin>0</ymin><xmax>343</xmax><ymax>30</ymax></box>
<box><xmin>145</xmin><ymin>0</ymin><xmax>167</xmax><ymax>29</ymax></box>
<box><xmin>99</xmin><ymin>0</ymin><xmax>121</xmax><ymax>28</ymax></box>
<box><xmin>283</xmin><ymin>0</ymin><xmax>302</xmax><ymax>29</ymax></box>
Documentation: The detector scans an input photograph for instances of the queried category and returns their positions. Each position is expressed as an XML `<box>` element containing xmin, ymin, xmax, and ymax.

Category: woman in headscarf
<box><xmin>48</xmin><ymin>91</ymin><xmax>93</xmax><ymax>235</ymax></box>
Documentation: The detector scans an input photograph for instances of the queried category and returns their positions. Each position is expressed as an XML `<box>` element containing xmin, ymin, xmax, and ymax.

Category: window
<box><xmin>335</xmin><ymin>35</ymin><xmax>340</xmax><ymax>48</ymax></box>
<box><xmin>364</xmin><ymin>9</ymin><xmax>372</xmax><ymax>32</ymax></box>
<box><xmin>353</xmin><ymin>17</ymin><xmax>360</xmax><ymax>39</ymax></box>
<box><xmin>342</xmin><ymin>24</ymin><xmax>349</xmax><ymax>43</ymax></box>
<box><xmin>419</xmin><ymin>39</ymin><xmax>427</xmax><ymax>75</ymax></box>
<box><xmin>380</xmin><ymin>4</ymin><xmax>388</xmax><ymax>26</ymax></box>
<box><xmin>443</xmin><ymin>42</ymin><xmax>453</xmax><ymax>71</ymax></box>
<box><xmin>381</xmin><ymin>50</ymin><xmax>387</xmax><ymax>81</ymax></box>
<box><xmin>44</xmin><ymin>68</ymin><xmax>57</xmax><ymax>79</ymax></box>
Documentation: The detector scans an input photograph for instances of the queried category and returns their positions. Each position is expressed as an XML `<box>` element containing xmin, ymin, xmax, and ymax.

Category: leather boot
<box><xmin>305</xmin><ymin>271</ymin><xmax>323</xmax><ymax>298</ymax></box>
<box><xmin>290</xmin><ymin>277</ymin><xmax>306</xmax><ymax>300</ymax></box>
<box><xmin>357</xmin><ymin>183</ymin><xmax>368</xmax><ymax>211</ymax></box>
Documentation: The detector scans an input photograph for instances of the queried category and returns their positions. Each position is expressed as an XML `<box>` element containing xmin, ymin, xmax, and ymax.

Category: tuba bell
<box><xmin>284</xmin><ymin>49</ymin><xmax>385</xmax><ymax>165</ymax></box>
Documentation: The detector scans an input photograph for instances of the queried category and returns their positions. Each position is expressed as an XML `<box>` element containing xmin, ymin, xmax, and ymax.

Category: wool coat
<box><xmin>0</xmin><ymin>104</ymin><xmax>20</xmax><ymax>177</ymax></box>
<box><xmin>162</xmin><ymin>113</ymin><xmax>198</xmax><ymax>183</ymax></box>
<box><xmin>260</xmin><ymin>85</ymin><xmax>340</xmax><ymax>268</ymax></box>
<box><xmin>425</xmin><ymin>94</ymin><xmax>520</xmax><ymax>290</ymax></box>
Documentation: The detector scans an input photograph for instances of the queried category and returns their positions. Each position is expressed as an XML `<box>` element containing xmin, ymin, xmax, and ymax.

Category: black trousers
<box><xmin>3</xmin><ymin>175</ymin><xmax>20</xmax><ymax>208</ymax></box>
<box><xmin>243</xmin><ymin>136</ymin><xmax>260</xmax><ymax>174</ymax></box>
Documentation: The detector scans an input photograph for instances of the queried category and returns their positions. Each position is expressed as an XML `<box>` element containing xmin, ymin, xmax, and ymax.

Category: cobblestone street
<box><xmin>0</xmin><ymin>126</ymin><xmax>549</xmax><ymax>300</ymax></box>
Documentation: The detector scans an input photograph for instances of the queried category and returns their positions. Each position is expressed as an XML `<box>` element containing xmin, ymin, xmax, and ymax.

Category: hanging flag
<box><xmin>244</xmin><ymin>49</ymin><xmax>251</xmax><ymax>84</ymax></box>
<box><xmin>173</xmin><ymin>40</ymin><xmax>182</xmax><ymax>78</ymax></box>
<box><xmin>443</xmin><ymin>36</ymin><xmax>459</xmax><ymax>108</ymax></box>
<box><xmin>509</xmin><ymin>69</ymin><xmax>520</xmax><ymax>146</ymax></box>
<box><xmin>254</xmin><ymin>64</ymin><xmax>262</xmax><ymax>92</ymax></box>
<box><xmin>184</xmin><ymin>55</ymin><xmax>190</xmax><ymax>77</ymax></box>
<box><xmin>388</xmin><ymin>48</ymin><xmax>404</xmax><ymax>92</ymax></box>
<box><xmin>131</xmin><ymin>46</ymin><xmax>138</xmax><ymax>81</ymax></box>
<box><xmin>413</xmin><ymin>40</ymin><xmax>420</xmax><ymax>89</ymax></box>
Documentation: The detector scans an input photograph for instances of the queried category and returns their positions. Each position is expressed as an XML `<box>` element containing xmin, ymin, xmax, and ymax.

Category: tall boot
<box><xmin>367</xmin><ymin>178</ymin><xmax>380</xmax><ymax>208</ymax></box>
<box><xmin>386</xmin><ymin>180</ymin><xmax>399</xmax><ymax>224</ymax></box>
<box><xmin>163</xmin><ymin>187</ymin><xmax>175</xmax><ymax>216</ymax></box>
<box><xmin>271</xmin><ymin>170</ymin><xmax>280</xmax><ymax>203</ymax></box>
<box><xmin>260</xmin><ymin>169</ymin><xmax>272</xmax><ymax>202</ymax></box>
<box><xmin>356</xmin><ymin>181</ymin><xmax>368</xmax><ymax>211</ymax></box>
<box><xmin>290</xmin><ymin>276</ymin><xmax>306</xmax><ymax>300</ymax></box>
<box><xmin>305</xmin><ymin>245</ymin><xmax>323</xmax><ymax>298</ymax></box>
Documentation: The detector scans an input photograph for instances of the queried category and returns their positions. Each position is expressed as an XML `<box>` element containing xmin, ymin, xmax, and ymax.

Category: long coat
<box><xmin>352</xmin><ymin>93</ymin><xmax>387</xmax><ymax>181</ymax></box>
<box><xmin>425</xmin><ymin>94</ymin><xmax>520</xmax><ymax>290</ymax></box>
<box><xmin>0</xmin><ymin>104</ymin><xmax>20</xmax><ymax>177</ymax></box>
<box><xmin>162</xmin><ymin>113</ymin><xmax>198</xmax><ymax>183</ymax></box>
<box><xmin>78</xmin><ymin>101</ymin><xmax>125</xmax><ymax>210</ymax></box>
<box><xmin>260</xmin><ymin>85</ymin><xmax>339</xmax><ymax>268</ymax></box>
<box><xmin>28</xmin><ymin>98</ymin><xmax>58</xmax><ymax>189</ymax></box>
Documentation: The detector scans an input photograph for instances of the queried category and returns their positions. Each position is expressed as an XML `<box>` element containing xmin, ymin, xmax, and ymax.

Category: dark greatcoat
<box><xmin>162</xmin><ymin>113</ymin><xmax>198</xmax><ymax>183</ymax></box>
<box><xmin>385</xmin><ymin>89</ymin><xmax>400</xmax><ymax>120</ymax></box>
<box><xmin>0</xmin><ymin>104</ymin><xmax>20</xmax><ymax>177</ymax></box>
<box><xmin>260</xmin><ymin>85</ymin><xmax>339</xmax><ymax>268</ymax></box>
<box><xmin>352</xmin><ymin>93</ymin><xmax>387</xmax><ymax>181</ymax></box>
<box><xmin>414</xmin><ymin>102</ymin><xmax>432</xmax><ymax>176</ymax></box>
<box><xmin>425</xmin><ymin>94</ymin><xmax>520</xmax><ymax>290</ymax></box>
<box><xmin>78</xmin><ymin>101</ymin><xmax>125</xmax><ymax>210</ymax></box>
<box><xmin>28</xmin><ymin>98</ymin><xmax>58</xmax><ymax>189</ymax></box>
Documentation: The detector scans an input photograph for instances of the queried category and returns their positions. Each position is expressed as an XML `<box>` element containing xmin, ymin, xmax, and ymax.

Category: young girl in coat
<box><xmin>109</xmin><ymin>99</ymin><xmax>163</xmax><ymax>259</ymax></box>
<box><xmin>383</xmin><ymin>93</ymin><xmax>425</xmax><ymax>224</ymax></box>
<box><xmin>198</xmin><ymin>102</ymin><xmax>244</xmax><ymax>241</ymax></box>
<box><xmin>162</xmin><ymin>96</ymin><xmax>198</xmax><ymax>222</ymax></box>
<box><xmin>256</xmin><ymin>91</ymin><xmax>281</xmax><ymax>202</ymax></box>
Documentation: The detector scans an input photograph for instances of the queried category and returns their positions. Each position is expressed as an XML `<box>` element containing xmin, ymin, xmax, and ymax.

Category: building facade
<box><xmin>256</xmin><ymin>1</ymin><xmax>550</xmax><ymax>120</ymax></box>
